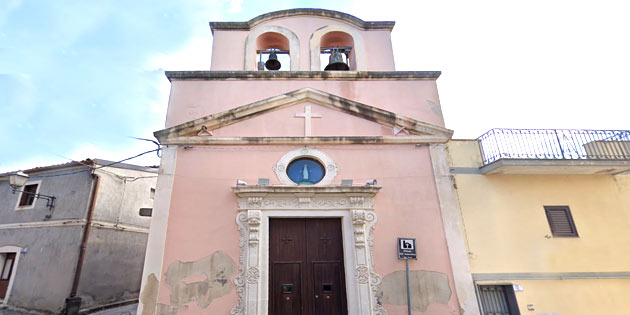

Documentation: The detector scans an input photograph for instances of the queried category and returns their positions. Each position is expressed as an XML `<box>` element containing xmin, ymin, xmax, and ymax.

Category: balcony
<box><xmin>477</xmin><ymin>129</ymin><xmax>630</xmax><ymax>175</ymax></box>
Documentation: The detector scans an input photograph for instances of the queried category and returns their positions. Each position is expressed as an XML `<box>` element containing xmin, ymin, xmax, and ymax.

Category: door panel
<box><xmin>269</xmin><ymin>218</ymin><xmax>347</xmax><ymax>315</ymax></box>
<box><xmin>312</xmin><ymin>262</ymin><xmax>343</xmax><ymax>315</ymax></box>
<box><xmin>272</xmin><ymin>262</ymin><xmax>302</xmax><ymax>315</ymax></box>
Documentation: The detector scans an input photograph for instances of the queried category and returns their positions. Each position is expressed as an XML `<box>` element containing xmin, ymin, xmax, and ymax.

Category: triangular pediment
<box><xmin>155</xmin><ymin>88</ymin><xmax>453</xmax><ymax>144</ymax></box>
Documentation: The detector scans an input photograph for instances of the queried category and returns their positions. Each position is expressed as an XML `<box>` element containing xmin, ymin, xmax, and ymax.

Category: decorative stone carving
<box><xmin>236</xmin><ymin>191</ymin><xmax>380</xmax><ymax>210</ymax></box>
<box><xmin>246</xmin><ymin>267</ymin><xmax>260</xmax><ymax>284</ymax></box>
<box><xmin>232</xmin><ymin>186</ymin><xmax>384</xmax><ymax>315</ymax></box>
<box><xmin>352</xmin><ymin>210</ymin><xmax>367</xmax><ymax>248</ymax></box>
<box><xmin>231</xmin><ymin>213</ymin><xmax>248</xmax><ymax>315</ymax></box>
<box><xmin>247</xmin><ymin>197</ymin><xmax>263</xmax><ymax>207</ymax></box>
<box><xmin>350</xmin><ymin>196</ymin><xmax>364</xmax><ymax>204</ymax></box>
<box><xmin>247</xmin><ymin>210</ymin><xmax>261</xmax><ymax>247</ymax></box>
<box><xmin>356</xmin><ymin>265</ymin><xmax>370</xmax><ymax>284</ymax></box>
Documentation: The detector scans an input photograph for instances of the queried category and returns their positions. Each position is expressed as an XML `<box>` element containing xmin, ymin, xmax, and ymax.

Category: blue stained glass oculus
<box><xmin>287</xmin><ymin>158</ymin><xmax>325</xmax><ymax>185</ymax></box>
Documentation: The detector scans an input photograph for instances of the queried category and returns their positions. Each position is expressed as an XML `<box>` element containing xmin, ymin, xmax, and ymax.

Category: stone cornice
<box><xmin>209</xmin><ymin>9</ymin><xmax>395</xmax><ymax>33</ymax></box>
<box><xmin>165</xmin><ymin>71</ymin><xmax>441</xmax><ymax>81</ymax></box>
<box><xmin>233</xmin><ymin>185</ymin><xmax>380</xmax><ymax>217</ymax></box>
<box><xmin>232</xmin><ymin>185</ymin><xmax>380</xmax><ymax>196</ymax></box>
<box><xmin>160</xmin><ymin>135</ymin><xmax>450</xmax><ymax>145</ymax></box>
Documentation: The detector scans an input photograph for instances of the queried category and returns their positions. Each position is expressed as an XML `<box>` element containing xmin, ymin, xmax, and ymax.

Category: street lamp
<box><xmin>9</xmin><ymin>171</ymin><xmax>56</xmax><ymax>210</ymax></box>
<box><xmin>9</xmin><ymin>171</ymin><xmax>29</xmax><ymax>187</ymax></box>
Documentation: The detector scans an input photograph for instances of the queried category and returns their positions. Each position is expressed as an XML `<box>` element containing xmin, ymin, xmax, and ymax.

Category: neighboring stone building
<box><xmin>139</xmin><ymin>9</ymin><xmax>478</xmax><ymax>315</ymax></box>
<box><xmin>0</xmin><ymin>159</ymin><xmax>157</xmax><ymax>314</ymax></box>
<box><xmin>447</xmin><ymin>129</ymin><xmax>630</xmax><ymax>314</ymax></box>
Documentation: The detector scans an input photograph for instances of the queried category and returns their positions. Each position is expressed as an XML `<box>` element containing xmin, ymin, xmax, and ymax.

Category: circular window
<box><xmin>286</xmin><ymin>158</ymin><xmax>325</xmax><ymax>185</ymax></box>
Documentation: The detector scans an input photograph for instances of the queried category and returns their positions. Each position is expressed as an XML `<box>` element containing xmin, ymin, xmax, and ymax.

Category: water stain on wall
<box><xmin>163</xmin><ymin>251</ymin><xmax>236</xmax><ymax>309</ymax></box>
<box><xmin>381</xmin><ymin>270</ymin><xmax>452</xmax><ymax>312</ymax></box>
<box><xmin>140</xmin><ymin>273</ymin><xmax>158</xmax><ymax>315</ymax></box>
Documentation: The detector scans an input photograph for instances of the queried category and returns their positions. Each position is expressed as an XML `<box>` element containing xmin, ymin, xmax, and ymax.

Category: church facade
<box><xmin>138</xmin><ymin>9</ymin><xmax>477</xmax><ymax>315</ymax></box>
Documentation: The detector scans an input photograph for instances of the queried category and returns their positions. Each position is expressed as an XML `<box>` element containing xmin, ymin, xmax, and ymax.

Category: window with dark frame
<box><xmin>18</xmin><ymin>184</ymin><xmax>38</xmax><ymax>207</ymax></box>
<box><xmin>544</xmin><ymin>206</ymin><xmax>579</xmax><ymax>237</ymax></box>
<box><xmin>478</xmin><ymin>285</ymin><xmax>520</xmax><ymax>315</ymax></box>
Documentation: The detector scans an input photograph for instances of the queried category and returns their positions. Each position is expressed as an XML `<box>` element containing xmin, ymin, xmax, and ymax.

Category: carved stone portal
<box><xmin>231</xmin><ymin>185</ymin><xmax>384</xmax><ymax>315</ymax></box>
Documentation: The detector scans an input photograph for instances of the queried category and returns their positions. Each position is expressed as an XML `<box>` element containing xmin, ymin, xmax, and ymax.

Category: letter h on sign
<box><xmin>397</xmin><ymin>238</ymin><xmax>417</xmax><ymax>260</ymax></box>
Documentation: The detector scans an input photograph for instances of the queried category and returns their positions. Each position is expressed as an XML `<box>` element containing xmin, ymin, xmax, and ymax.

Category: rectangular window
<box><xmin>478</xmin><ymin>285</ymin><xmax>520</xmax><ymax>315</ymax></box>
<box><xmin>1</xmin><ymin>253</ymin><xmax>16</xmax><ymax>280</ymax></box>
<box><xmin>544</xmin><ymin>206</ymin><xmax>579</xmax><ymax>237</ymax></box>
<box><xmin>18</xmin><ymin>184</ymin><xmax>38</xmax><ymax>207</ymax></box>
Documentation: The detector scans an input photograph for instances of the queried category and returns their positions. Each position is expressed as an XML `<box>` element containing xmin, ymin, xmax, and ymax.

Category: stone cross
<box><xmin>295</xmin><ymin>105</ymin><xmax>322</xmax><ymax>136</ymax></box>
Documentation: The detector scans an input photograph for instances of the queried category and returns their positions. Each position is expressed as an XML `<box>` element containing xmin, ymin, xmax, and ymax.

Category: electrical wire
<box><xmin>28</xmin><ymin>148</ymin><xmax>161</xmax><ymax>179</ymax></box>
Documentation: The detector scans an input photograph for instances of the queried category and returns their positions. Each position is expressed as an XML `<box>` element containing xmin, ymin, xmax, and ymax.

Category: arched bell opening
<box><xmin>320</xmin><ymin>31</ymin><xmax>355</xmax><ymax>71</ymax></box>
<box><xmin>255</xmin><ymin>32</ymin><xmax>291</xmax><ymax>71</ymax></box>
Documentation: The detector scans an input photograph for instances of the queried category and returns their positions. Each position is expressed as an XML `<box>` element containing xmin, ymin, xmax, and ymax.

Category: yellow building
<box><xmin>447</xmin><ymin>128</ymin><xmax>630</xmax><ymax>315</ymax></box>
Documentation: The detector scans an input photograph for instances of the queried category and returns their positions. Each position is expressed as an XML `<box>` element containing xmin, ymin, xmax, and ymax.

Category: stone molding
<box><xmin>273</xmin><ymin>147</ymin><xmax>338</xmax><ymax>185</ymax></box>
<box><xmin>209</xmin><ymin>9</ymin><xmax>395</xmax><ymax>33</ymax></box>
<box><xmin>165</xmin><ymin>71</ymin><xmax>441</xmax><ymax>81</ymax></box>
<box><xmin>231</xmin><ymin>185</ymin><xmax>386</xmax><ymax>315</ymax></box>
<box><xmin>154</xmin><ymin>87</ymin><xmax>453</xmax><ymax>145</ymax></box>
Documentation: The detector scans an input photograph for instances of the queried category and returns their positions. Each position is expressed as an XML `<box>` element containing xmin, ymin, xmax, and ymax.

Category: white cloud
<box><xmin>229</xmin><ymin>0</ymin><xmax>244</xmax><ymax>13</ymax></box>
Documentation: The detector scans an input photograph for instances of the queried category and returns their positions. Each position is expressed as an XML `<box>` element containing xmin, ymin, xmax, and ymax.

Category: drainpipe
<box><xmin>65</xmin><ymin>171</ymin><xmax>100</xmax><ymax>315</ymax></box>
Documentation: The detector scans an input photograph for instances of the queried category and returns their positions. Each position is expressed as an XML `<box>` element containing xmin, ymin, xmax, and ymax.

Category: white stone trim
<box><xmin>273</xmin><ymin>148</ymin><xmax>338</xmax><ymax>185</ymax></box>
<box><xmin>231</xmin><ymin>187</ymin><xmax>386</xmax><ymax>315</ymax></box>
<box><xmin>0</xmin><ymin>246</ymin><xmax>22</xmax><ymax>305</ymax></box>
<box><xmin>137</xmin><ymin>146</ymin><xmax>178</xmax><ymax>315</ymax></box>
<box><xmin>14</xmin><ymin>180</ymin><xmax>42</xmax><ymax>210</ymax></box>
<box><xmin>310</xmin><ymin>25</ymin><xmax>366</xmax><ymax>71</ymax></box>
<box><xmin>429</xmin><ymin>144</ymin><xmax>480</xmax><ymax>315</ymax></box>
<box><xmin>244</xmin><ymin>26</ymin><xmax>300</xmax><ymax>71</ymax></box>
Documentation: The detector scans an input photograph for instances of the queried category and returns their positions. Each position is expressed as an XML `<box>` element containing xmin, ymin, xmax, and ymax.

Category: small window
<box><xmin>18</xmin><ymin>184</ymin><xmax>38</xmax><ymax>207</ymax></box>
<box><xmin>286</xmin><ymin>158</ymin><xmax>325</xmax><ymax>185</ymax></box>
<box><xmin>478</xmin><ymin>285</ymin><xmax>520</xmax><ymax>315</ymax></box>
<box><xmin>544</xmin><ymin>206</ymin><xmax>579</xmax><ymax>237</ymax></box>
<box><xmin>150</xmin><ymin>188</ymin><xmax>156</xmax><ymax>200</ymax></box>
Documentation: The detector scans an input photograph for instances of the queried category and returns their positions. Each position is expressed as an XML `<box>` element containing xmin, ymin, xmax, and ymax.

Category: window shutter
<box><xmin>544</xmin><ymin>206</ymin><xmax>578</xmax><ymax>237</ymax></box>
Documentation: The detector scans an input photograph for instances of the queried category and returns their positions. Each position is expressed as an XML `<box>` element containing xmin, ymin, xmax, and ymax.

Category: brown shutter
<box><xmin>544</xmin><ymin>206</ymin><xmax>578</xmax><ymax>237</ymax></box>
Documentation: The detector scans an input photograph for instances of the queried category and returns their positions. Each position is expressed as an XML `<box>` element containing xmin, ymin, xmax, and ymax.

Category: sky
<box><xmin>1</xmin><ymin>0</ymin><xmax>629</xmax><ymax>172</ymax></box>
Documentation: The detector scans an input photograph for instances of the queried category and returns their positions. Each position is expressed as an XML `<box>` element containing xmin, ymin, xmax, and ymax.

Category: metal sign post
<box><xmin>397</xmin><ymin>238</ymin><xmax>417</xmax><ymax>315</ymax></box>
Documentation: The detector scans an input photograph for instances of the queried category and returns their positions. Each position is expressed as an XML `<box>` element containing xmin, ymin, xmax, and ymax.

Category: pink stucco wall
<box><xmin>165</xmin><ymin>80</ymin><xmax>444</xmax><ymax>130</ymax></box>
<box><xmin>158</xmin><ymin>144</ymin><xmax>459</xmax><ymax>314</ymax></box>
<box><xmin>213</xmin><ymin>102</ymin><xmax>395</xmax><ymax>137</ymax></box>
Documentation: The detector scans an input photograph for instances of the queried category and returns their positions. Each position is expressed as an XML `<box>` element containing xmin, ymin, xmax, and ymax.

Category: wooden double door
<box><xmin>269</xmin><ymin>218</ymin><xmax>347</xmax><ymax>315</ymax></box>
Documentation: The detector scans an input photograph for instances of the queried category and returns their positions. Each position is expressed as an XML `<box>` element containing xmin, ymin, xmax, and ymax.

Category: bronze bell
<box><xmin>324</xmin><ymin>49</ymin><xmax>349</xmax><ymax>71</ymax></box>
<box><xmin>265</xmin><ymin>51</ymin><xmax>281</xmax><ymax>70</ymax></box>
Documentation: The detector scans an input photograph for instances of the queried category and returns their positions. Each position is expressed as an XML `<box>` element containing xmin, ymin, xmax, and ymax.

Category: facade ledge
<box><xmin>233</xmin><ymin>185</ymin><xmax>380</xmax><ymax>196</ymax></box>
<box><xmin>209</xmin><ymin>9</ymin><xmax>395</xmax><ymax>33</ymax></box>
<box><xmin>160</xmin><ymin>135</ymin><xmax>450</xmax><ymax>146</ymax></box>
<box><xmin>165</xmin><ymin>70</ymin><xmax>441</xmax><ymax>81</ymax></box>
<box><xmin>473</xmin><ymin>272</ymin><xmax>630</xmax><ymax>281</ymax></box>
<box><xmin>480</xmin><ymin>159</ymin><xmax>630</xmax><ymax>175</ymax></box>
